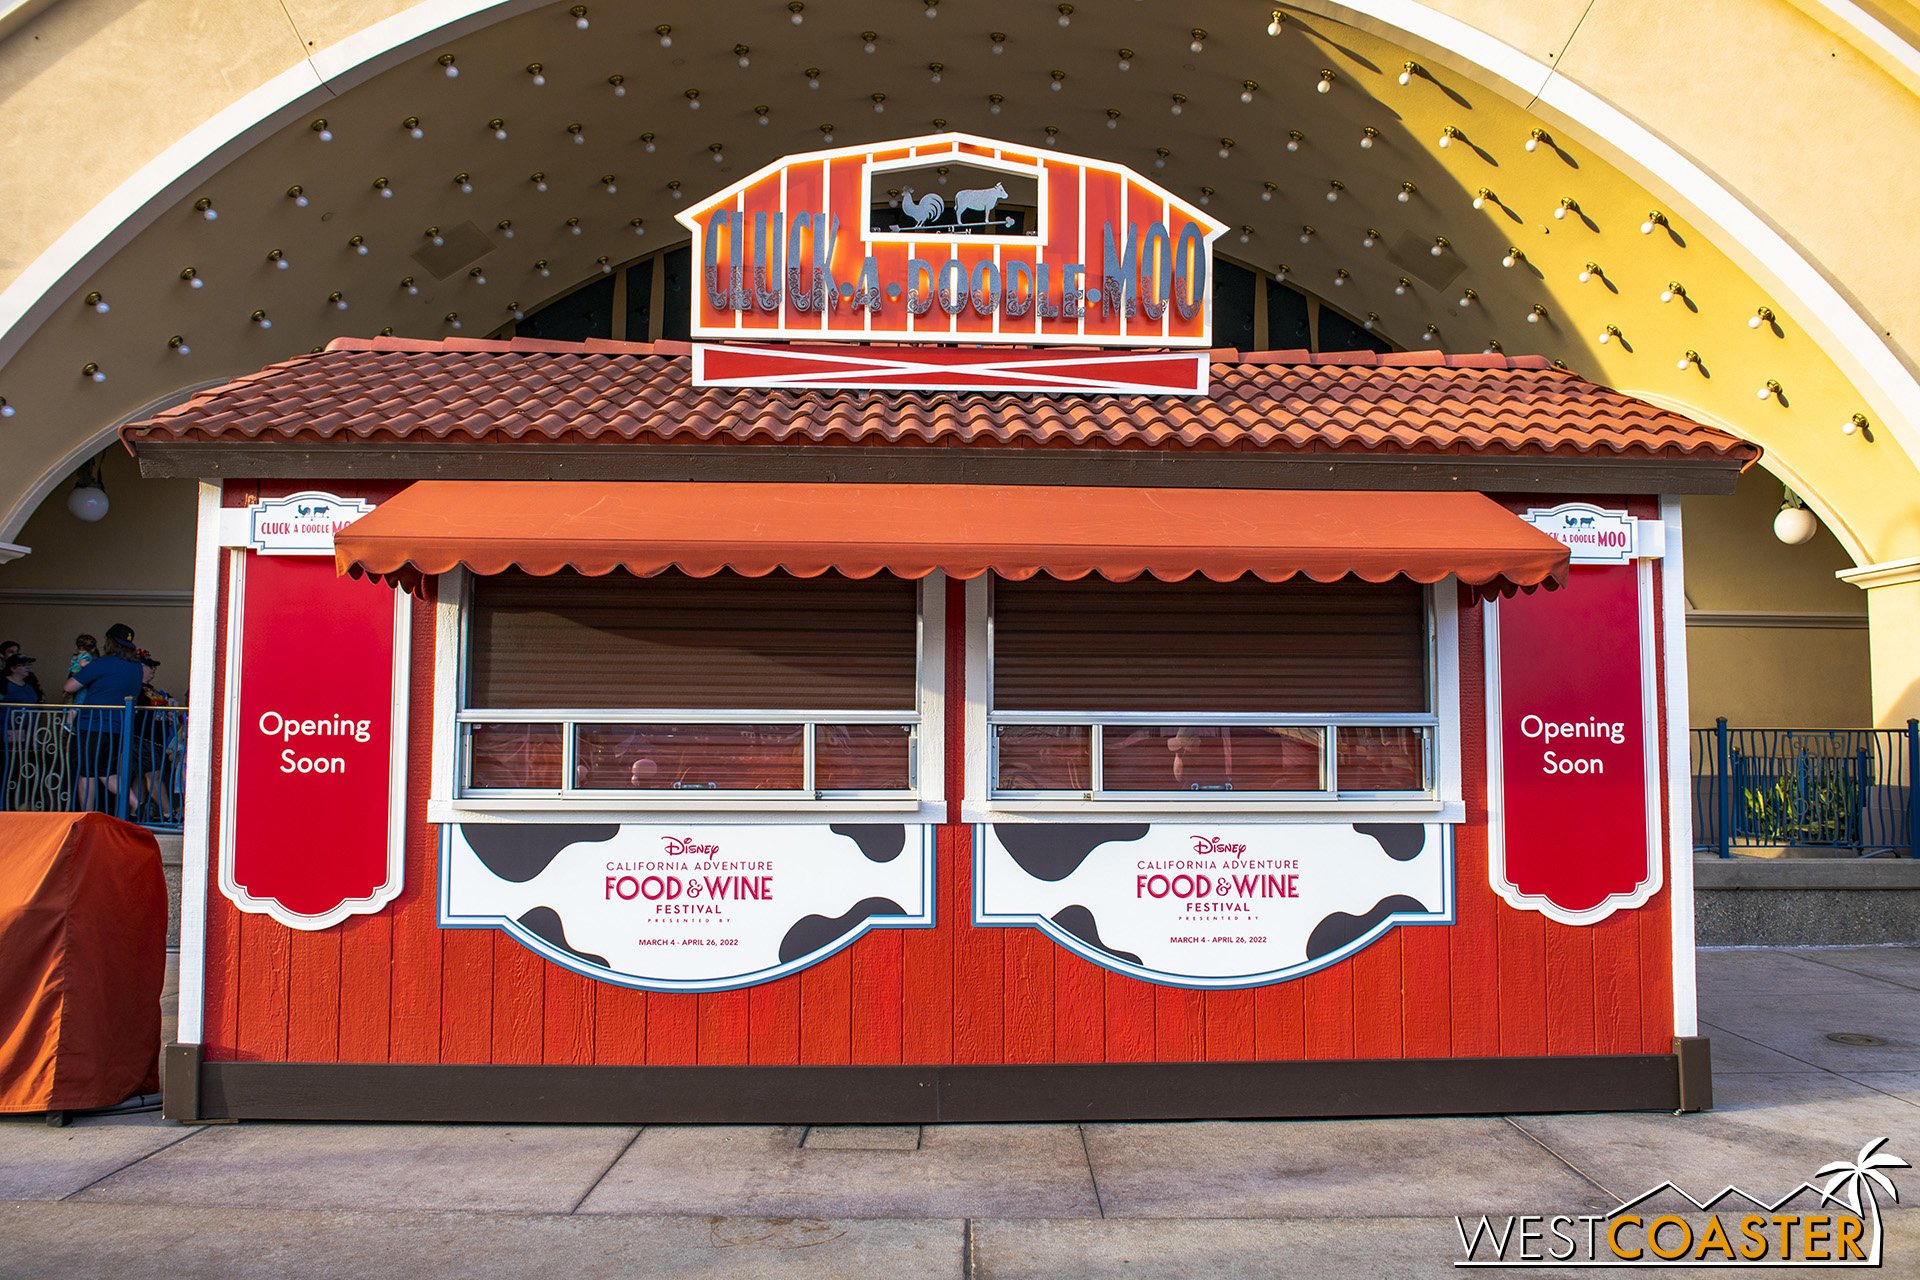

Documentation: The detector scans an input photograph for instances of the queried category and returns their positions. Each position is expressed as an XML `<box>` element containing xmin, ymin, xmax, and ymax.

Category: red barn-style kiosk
<box><xmin>132</xmin><ymin>136</ymin><xmax>1754</xmax><ymax>1124</ymax></box>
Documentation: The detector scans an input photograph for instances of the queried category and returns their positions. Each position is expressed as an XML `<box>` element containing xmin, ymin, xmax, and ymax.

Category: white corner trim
<box><xmin>1837</xmin><ymin>557</ymin><xmax>1920</xmax><ymax>590</ymax></box>
<box><xmin>1661</xmin><ymin>500</ymin><xmax>1699</xmax><ymax>1038</ymax></box>
<box><xmin>174</xmin><ymin>482</ymin><xmax>222</xmax><ymax>1046</ymax></box>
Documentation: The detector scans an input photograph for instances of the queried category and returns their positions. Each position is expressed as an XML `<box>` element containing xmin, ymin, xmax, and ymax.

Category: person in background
<box><xmin>133</xmin><ymin>651</ymin><xmax>178</xmax><ymax>820</ymax></box>
<box><xmin>0</xmin><ymin>640</ymin><xmax>18</xmax><ymax>661</ymax></box>
<box><xmin>65</xmin><ymin>622</ymin><xmax>143</xmax><ymax>810</ymax></box>
<box><xmin>68</xmin><ymin>633</ymin><xmax>98</xmax><ymax>678</ymax></box>
<box><xmin>2</xmin><ymin>654</ymin><xmax>38</xmax><ymax>809</ymax></box>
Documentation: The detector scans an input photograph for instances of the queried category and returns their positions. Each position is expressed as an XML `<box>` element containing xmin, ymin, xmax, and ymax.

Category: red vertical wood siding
<box><xmin>199</xmin><ymin>494</ymin><xmax>1679</xmax><ymax>1069</ymax></box>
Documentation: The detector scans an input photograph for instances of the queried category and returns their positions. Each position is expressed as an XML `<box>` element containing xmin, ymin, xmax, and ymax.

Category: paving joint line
<box><xmin>1501</xmin><ymin>1115</ymin><xmax>1626</xmax><ymax>1205</ymax></box>
<box><xmin>1784</xmin><ymin>949</ymin><xmax>1920</xmax><ymax>994</ymax></box>
<box><xmin>1697</xmin><ymin>1019</ymin><xmax>1840</xmax><ymax>1077</ymax></box>
<box><xmin>1077</xmin><ymin>1123</ymin><xmax>1106</xmax><ymax>1219</ymax></box>
<box><xmin>565</xmin><ymin>1125</ymin><xmax>643</xmax><ymax>1215</ymax></box>
<box><xmin>56</xmin><ymin>1123</ymin><xmax>204</xmax><ymax>1203</ymax></box>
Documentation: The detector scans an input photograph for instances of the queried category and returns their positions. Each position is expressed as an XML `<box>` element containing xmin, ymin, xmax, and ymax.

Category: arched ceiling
<box><xmin>0</xmin><ymin>0</ymin><xmax>1914</xmax><ymax>561</ymax></box>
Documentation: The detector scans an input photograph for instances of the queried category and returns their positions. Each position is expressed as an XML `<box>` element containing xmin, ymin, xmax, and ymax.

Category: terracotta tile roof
<box><xmin>123</xmin><ymin>335</ymin><xmax>1759</xmax><ymax>464</ymax></box>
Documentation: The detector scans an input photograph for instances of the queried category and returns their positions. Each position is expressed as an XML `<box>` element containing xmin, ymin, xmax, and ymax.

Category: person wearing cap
<box><xmin>132</xmin><ymin>651</ymin><xmax>179</xmax><ymax>821</ymax></box>
<box><xmin>2</xmin><ymin>654</ymin><xmax>36</xmax><ymax>806</ymax></box>
<box><xmin>64</xmin><ymin>622</ymin><xmax>143</xmax><ymax>808</ymax></box>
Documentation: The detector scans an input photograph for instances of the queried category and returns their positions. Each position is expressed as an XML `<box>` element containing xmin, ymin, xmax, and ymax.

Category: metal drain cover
<box><xmin>1826</xmin><ymin>1031</ymin><xmax>1888</xmax><ymax>1046</ymax></box>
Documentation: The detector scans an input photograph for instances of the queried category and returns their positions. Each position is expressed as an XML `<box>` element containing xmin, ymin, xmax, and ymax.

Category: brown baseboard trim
<box><xmin>1675</xmin><ymin>1036</ymin><xmax>1714</xmax><ymax>1112</ymax></box>
<box><xmin>186</xmin><ymin>1052</ymin><xmax>1699</xmax><ymax>1123</ymax></box>
<box><xmin>162</xmin><ymin>1043</ymin><xmax>202</xmax><ymax>1122</ymax></box>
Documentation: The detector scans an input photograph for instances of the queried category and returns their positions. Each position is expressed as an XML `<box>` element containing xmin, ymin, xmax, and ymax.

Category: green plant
<box><xmin>1740</xmin><ymin>754</ymin><xmax>1861</xmax><ymax>845</ymax></box>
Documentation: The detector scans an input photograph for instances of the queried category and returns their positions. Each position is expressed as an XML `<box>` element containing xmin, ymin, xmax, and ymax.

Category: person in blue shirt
<box><xmin>65</xmin><ymin>621</ymin><xmax>144</xmax><ymax>808</ymax></box>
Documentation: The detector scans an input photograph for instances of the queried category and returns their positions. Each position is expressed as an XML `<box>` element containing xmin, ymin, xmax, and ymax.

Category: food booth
<box><xmin>129</xmin><ymin>135</ymin><xmax>1752</xmax><ymax>1123</ymax></box>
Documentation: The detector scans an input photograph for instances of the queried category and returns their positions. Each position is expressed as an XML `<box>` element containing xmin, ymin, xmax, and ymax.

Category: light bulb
<box><xmin>1117</xmin><ymin>49</ymin><xmax>1132</xmax><ymax>71</ymax></box>
<box><xmin>1298</xmin><ymin>227</ymin><xmax>1312</xmax><ymax>244</ymax></box>
<box><xmin>470</xmin><ymin>271</ymin><xmax>486</xmax><ymax>285</ymax></box>
<box><xmin>1528</xmin><ymin>306</ymin><xmax>1544</xmax><ymax>324</ymax></box>
<box><xmin>86</xmin><ymin>293</ymin><xmax>109</xmax><ymax>314</ymax></box>
<box><xmin>1677</xmin><ymin>353</ymin><xmax>1694</xmax><ymax>370</ymax></box>
<box><xmin>528</xmin><ymin>64</ymin><xmax>545</xmax><ymax>87</ymax></box>
<box><xmin>1526</xmin><ymin>128</ymin><xmax>1547</xmax><ymax>152</ymax></box>
<box><xmin>988</xmin><ymin>96</ymin><xmax>1002</xmax><ymax>116</ymax></box>
<box><xmin>1106</xmin><ymin>110</ymin><xmax>1119</xmax><ymax>129</ymax></box>
<box><xmin>1362</xmin><ymin>231</ymin><xmax>1377</xmax><ymax>248</ymax></box>
<box><xmin>872</xmin><ymin>94</ymin><xmax>885</xmax><ymax>113</ymax></box>
<box><xmin>1399</xmin><ymin>68</ymin><xmax>1412</xmax><ymax>86</ymax></box>
<box><xmin>431</xmin><ymin>230</ymin><xmax>445</xmax><ymax>246</ymax></box>
<box><xmin>312</xmin><ymin>120</ymin><xmax>332</xmax><ymax>142</ymax></box>
<box><xmin>1473</xmin><ymin>189</ymin><xmax>1490</xmax><ymax>210</ymax></box>
<box><xmin>657</xmin><ymin>24</ymin><xmax>672</xmax><ymax>46</ymax></box>
<box><xmin>611</xmin><ymin>77</ymin><xmax>626</xmax><ymax>97</ymax></box>
<box><xmin>440</xmin><ymin>55</ymin><xmax>458</xmax><ymax>78</ymax></box>
<box><xmin>1237</xmin><ymin>229</ymin><xmax>1250</xmax><ymax>244</ymax></box>
<box><xmin>1274</xmin><ymin>266</ymin><xmax>1289</xmax><ymax>281</ymax></box>
<box><xmin>1422</xmin><ymin>326</ymin><xmax>1438</xmax><ymax>343</ymax></box>
<box><xmin>195</xmin><ymin>199</ymin><xmax>217</xmax><ymax>221</ymax></box>
<box><xmin>790</xmin><ymin>2</ymin><xmax>804</xmax><ymax>23</ymax></box>
<box><xmin>447</xmin><ymin>314</ymin><xmax>462</xmax><ymax>330</ymax></box>
<box><xmin>1240</xmin><ymin>84</ymin><xmax>1255</xmax><ymax>104</ymax></box>
<box><xmin>568</xmin><ymin>219</ymin><xmax>582</xmax><ymax>235</ymax></box>
<box><xmin>1578</xmin><ymin>265</ymin><xmax>1595</xmax><ymax>284</ymax></box>
<box><xmin>631</xmin><ymin>218</ymin><xmax>646</xmax><ymax>236</ymax></box>
<box><xmin>331</xmin><ymin>293</ymin><xmax>348</xmax><ymax>310</ymax></box>
<box><xmin>604</xmin><ymin>177</ymin><xmax>619</xmax><ymax>192</ymax></box>
<box><xmin>354</xmin><ymin>240</ymin><xmax>369</xmax><ymax>255</ymax></box>
<box><xmin>1170</xmin><ymin>95</ymin><xmax>1184</xmax><ymax>116</ymax></box>
<box><xmin>0</xmin><ymin>400</ymin><xmax>12</xmax><ymax>417</ymax></box>
<box><xmin>535</xmin><ymin>177</ymin><xmax>549</xmax><ymax>192</ymax></box>
<box><xmin>1286</xmin><ymin>132</ymin><xmax>1301</xmax><ymax>152</ymax></box>
<box><xmin>736</xmin><ymin>47</ymin><xmax>750</xmax><ymax>68</ymax></box>
<box><xmin>1553</xmin><ymin>205</ymin><xmax>1567</xmax><ymax>220</ymax></box>
<box><xmin>1190</xmin><ymin>29</ymin><xmax>1206</xmax><ymax>53</ymax></box>
<box><xmin>572</xmin><ymin>7</ymin><xmax>588</xmax><ymax>30</ymax></box>
<box><xmin>1660</xmin><ymin>287</ymin><xmax>1676</xmax><ymax>303</ymax></box>
<box><xmin>289</xmin><ymin>187</ymin><xmax>309</xmax><ymax>208</ymax></box>
<box><xmin>1394</xmin><ymin>278</ymin><xmax>1410</xmax><ymax>296</ymax></box>
<box><xmin>498</xmin><ymin>220</ymin><xmax>514</xmax><ymax>239</ymax></box>
<box><xmin>1360</xmin><ymin>128</ymin><xmax>1375</xmax><ymax>149</ymax></box>
<box><xmin>408</xmin><ymin>122</ymin><xmax>424</xmax><ymax>140</ymax></box>
<box><xmin>253</xmin><ymin>312</ymin><xmax>272</xmax><ymax>329</ymax></box>
<box><xmin>1458</xmin><ymin>292</ymin><xmax>1473</xmax><ymax>308</ymax></box>
<box><xmin>85</xmin><ymin>364</ymin><xmax>106</xmax><ymax>382</ymax></box>
<box><xmin>1333</xmin><ymin>270</ymin><xmax>1348</xmax><ymax>287</ymax></box>
<box><xmin>1844</xmin><ymin>414</ymin><xmax>1867</xmax><ymax>436</ymax></box>
<box><xmin>1267</xmin><ymin>11</ymin><xmax>1283</xmax><ymax>36</ymax></box>
<box><xmin>457</xmin><ymin>178</ymin><xmax>472</xmax><ymax>194</ymax></box>
<box><xmin>1317</xmin><ymin>71</ymin><xmax>1333</xmax><ymax>93</ymax></box>
<box><xmin>1363</xmin><ymin>314</ymin><xmax>1377</xmax><ymax>330</ymax></box>
<box><xmin>1050</xmin><ymin>74</ymin><xmax>1063</xmax><ymax>92</ymax></box>
<box><xmin>1325</xmin><ymin>182</ymin><xmax>1339</xmax><ymax>201</ymax></box>
<box><xmin>404</xmin><ymin>278</ymin><xmax>419</xmax><ymax>295</ymax></box>
<box><xmin>575</xmin><ymin>125</ymin><xmax>590</xmax><ymax>139</ymax></box>
<box><xmin>930</xmin><ymin>63</ymin><xmax>942</xmax><ymax>84</ymax></box>
<box><xmin>862</xmin><ymin>32</ymin><xmax>876</xmax><ymax>53</ymax></box>
<box><xmin>1641</xmin><ymin>219</ymin><xmax>1656</xmax><ymax>234</ymax></box>
<box><xmin>1057</xmin><ymin>3</ymin><xmax>1072</xmax><ymax>25</ymax></box>
<box><xmin>1398</xmin><ymin>182</ymin><xmax>1414</xmax><ymax>203</ymax></box>
<box><xmin>1758</xmin><ymin>381</ymin><xmax>1780</xmax><ymax>400</ymax></box>
<box><xmin>492</xmin><ymin>122</ymin><xmax>508</xmax><ymax>140</ymax></box>
<box><xmin>1598</xmin><ymin>329</ymin><xmax>1613</xmax><ymax>344</ymax></box>
<box><xmin>1261</xmin><ymin>184</ymin><xmax>1275</xmax><ymax>203</ymax></box>
<box><xmin>806</xmin><ymin>69</ymin><xmax>820</xmax><ymax>89</ymax></box>
<box><xmin>991</xmin><ymin>33</ymin><xmax>1005</xmax><ymax>54</ymax></box>
<box><xmin>1438</xmin><ymin>132</ymin><xmax>1451</xmax><ymax>148</ymax></box>
<box><xmin>1501</xmin><ymin>251</ymin><xmax>1517</xmax><ymax>268</ymax></box>
<box><xmin>642</xmin><ymin>134</ymin><xmax>656</xmax><ymax>153</ymax></box>
<box><xmin>537</xmin><ymin>261</ymin><xmax>551</xmax><ymax>278</ymax></box>
<box><xmin>1430</xmin><ymin>238</ymin><xmax>1447</xmax><ymax>257</ymax></box>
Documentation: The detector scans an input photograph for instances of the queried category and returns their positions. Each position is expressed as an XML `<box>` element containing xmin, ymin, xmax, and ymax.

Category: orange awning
<box><xmin>336</xmin><ymin>481</ymin><xmax>1569</xmax><ymax>596</ymax></box>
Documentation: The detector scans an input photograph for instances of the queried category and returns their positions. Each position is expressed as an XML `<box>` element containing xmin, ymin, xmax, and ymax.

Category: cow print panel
<box><xmin>777</xmin><ymin>896</ymin><xmax>904</xmax><ymax>965</ymax></box>
<box><xmin>1051</xmin><ymin>904</ymin><xmax>1144</xmax><ymax>967</ymax></box>
<box><xmin>828</xmin><ymin>824</ymin><xmax>907</xmax><ymax>863</ymax></box>
<box><xmin>462</xmin><ymin>823</ymin><xmax>619</xmax><ymax>883</ymax></box>
<box><xmin>516</xmin><ymin>905</ymin><xmax>611</xmax><ymax>970</ymax></box>
<box><xmin>1353</xmin><ymin>823</ymin><xmax>1427</xmax><ymax>862</ymax></box>
<box><xmin>1305</xmin><ymin>894</ymin><xmax>1429</xmax><ymax>961</ymax></box>
<box><xmin>993</xmin><ymin>823</ymin><xmax>1151</xmax><ymax>882</ymax></box>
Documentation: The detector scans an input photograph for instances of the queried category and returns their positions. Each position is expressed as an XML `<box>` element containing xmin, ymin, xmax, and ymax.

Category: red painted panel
<box><xmin>438</xmin><ymin>928</ymin><xmax>493</xmax><ymax>1063</ymax></box>
<box><xmin>645</xmin><ymin>994</ymin><xmax>698</xmax><ymax>1066</ymax></box>
<box><xmin>489</xmin><ymin>933</ymin><xmax>544</xmax><ymax>1065</ymax></box>
<box><xmin>1401</xmin><ymin>922</ymin><xmax>1453</xmax><ymax>1059</ymax></box>
<box><xmin>1301</xmin><ymin>965</ymin><xmax>1354</xmax><ymax>1060</ymax></box>
<box><xmin>234</xmin><ymin>915</ymin><xmax>290</xmax><ymax>1062</ymax></box>
<box><xmin>284</xmin><ymin>929</ymin><xmax>340</xmax><ymax>1062</ymax></box>
<box><xmin>1543</xmin><ymin>924</ymin><xmax>1598</xmax><ymax>1056</ymax></box>
<box><xmin>1154</xmin><ymin>986</ymin><xmax>1205</xmax><ymax>1061</ymax></box>
<box><xmin>696</xmin><ymin>990</ymin><xmax>751</xmax><ymax>1064</ymax></box>
<box><xmin>951</xmin><ymin>835</ymin><xmax>1005</xmax><ymax>1064</ymax></box>
<box><xmin>1252</xmin><ymin>982</ymin><xmax>1305</xmax><ymax>1060</ymax></box>
<box><xmin>900</xmin><ymin>830</ymin><xmax>957</xmax><ymax>1065</ymax></box>
<box><xmin>1495</xmin><ymin>905</ymin><xmax>1549</xmax><ymax>1056</ymax></box>
<box><xmin>1449</xmin><ymin>597</ymin><xmax>1502</xmax><ymax>1059</ymax></box>
<box><xmin>1203</xmin><ymin>989</ymin><xmax>1255</xmax><ymax>1062</ymax></box>
<box><xmin>1351</xmin><ymin>933</ymin><xmax>1405</xmax><ymax>1059</ymax></box>
<box><xmin>799</xmin><ymin>950</ymin><xmax>852</xmax><ymax>1065</ymax></box>
<box><xmin>1003</xmin><ymin>930</ymin><xmax>1055</xmax><ymax>1063</ymax></box>
<box><xmin>1052</xmin><ymin>952</ymin><xmax>1105</xmax><ymax>1063</ymax></box>
<box><xmin>387</xmin><ymin>590</ymin><xmax>443</xmax><ymax>1065</ymax></box>
<box><xmin>1103</xmin><ymin>970</ymin><xmax>1156</xmax><ymax>1062</ymax></box>
<box><xmin>1591</xmin><ymin>913</ymin><xmax>1643</xmax><ymax>1056</ymax></box>
<box><xmin>849</xmin><ymin>929</ymin><xmax>904</xmax><ymax>1063</ymax></box>
<box><xmin>201</xmin><ymin>548</ymin><xmax>240</xmax><ymax>1062</ymax></box>
<box><xmin>749</xmin><ymin>976</ymin><xmax>802</xmax><ymax>1065</ymax></box>
<box><xmin>541</xmin><ymin>965</ymin><xmax>594</xmax><ymax>1066</ymax></box>
<box><xmin>592</xmin><ymin>987</ymin><xmax>647</xmax><ymax>1065</ymax></box>
<box><xmin>335</xmin><ymin>912</ymin><xmax>391</xmax><ymax>1062</ymax></box>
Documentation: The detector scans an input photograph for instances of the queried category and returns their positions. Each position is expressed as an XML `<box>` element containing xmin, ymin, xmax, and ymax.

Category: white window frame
<box><xmin>962</xmin><ymin>575</ymin><xmax>1464</xmax><ymax>825</ymax></box>
<box><xmin>429</xmin><ymin>566</ymin><xmax>948</xmax><ymax>825</ymax></box>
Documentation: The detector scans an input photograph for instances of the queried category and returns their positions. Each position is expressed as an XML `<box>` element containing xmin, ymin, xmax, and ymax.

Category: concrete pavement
<box><xmin>3</xmin><ymin>946</ymin><xmax>1917</xmax><ymax>1278</ymax></box>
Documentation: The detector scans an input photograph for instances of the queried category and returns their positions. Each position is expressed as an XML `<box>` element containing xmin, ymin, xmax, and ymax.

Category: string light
<box><xmin>489</xmin><ymin>118</ymin><xmax>508</xmax><ymax>140</ymax></box>
<box><xmin>83</xmin><ymin>291</ymin><xmax>109</xmax><ymax>314</ymax></box>
<box><xmin>1528</xmin><ymin>304</ymin><xmax>1547</xmax><ymax>324</ymax></box>
<box><xmin>401</xmin><ymin>276</ymin><xmax>419</xmax><ymax>295</ymax></box>
<box><xmin>608</xmin><ymin>75</ymin><xmax>625</xmax><ymax>98</ymax></box>
<box><xmin>403</xmin><ymin>116</ymin><xmax>424</xmax><ymax>140</ymax></box>
<box><xmin>526</xmin><ymin>63</ymin><xmax>545</xmax><ymax>86</ymax></box>
<box><xmin>286</xmin><ymin>184</ymin><xmax>309</xmax><ymax>208</ymax></box>
<box><xmin>169</xmin><ymin>335</ymin><xmax>191</xmax><ymax>355</ymax></box>
<box><xmin>1578</xmin><ymin>261</ymin><xmax>1601</xmax><ymax>283</ymax></box>
<box><xmin>1758</xmin><ymin>379</ymin><xmax>1782</xmax><ymax>400</ymax></box>
<box><xmin>1287</xmin><ymin>130</ymin><xmax>1304</xmax><ymax>152</ymax></box>
<box><xmin>861</xmin><ymin>30</ymin><xmax>877</xmax><ymax>53</ymax></box>
<box><xmin>310</xmin><ymin>118</ymin><xmax>332</xmax><ymax>141</ymax></box>
<box><xmin>1267</xmin><ymin>10</ymin><xmax>1285</xmax><ymax>36</ymax></box>
<box><xmin>1502</xmin><ymin>247</ymin><xmax>1523</xmax><ymax>268</ymax></box>
<box><xmin>1117</xmin><ymin>48</ymin><xmax>1132</xmax><ymax>71</ymax></box>
<box><xmin>1360</xmin><ymin>127</ymin><xmax>1377</xmax><ymax>149</ymax></box>
<box><xmin>1598</xmin><ymin>324</ymin><xmax>1621</xmax><ymax>344</ymax></box>
<box><xmin>734</xmin><ymin>44</ymin><xmax>751</xmax><ymax>69</ymax></box>
<box><xmin>437</xmin><ymin>53</ymin><xmax>458</xmax><ymax>78</ymax></box>
<box><xmin>1750</xmin><ymin>306</ymin><xmax>1777</xmax><ymax>330</ymax></box>
<box><xmin>328</xmin><ymin>291</ymin><xmax>349</xmax><ymax>310</ymax></box>
<box><xmin>1398</xmin><ymin>181</ymin><xmax>1416</xmax><ymax>203</ymax></box>
<box><xmin>570</xmin><ymin>6</ymin><xmax>589</xmax><ymax>29</ymax></box>
<box><xmin>656</xmin><ymin>24</ymin><xmax>672</xmax><ymax>47</ymax></box>
<box><xmin>1399</xmin><ymin>61</ymin><xmax>1420</xmax><ymax>86</ymax></box>
<box><xmin>250</xmin><ymin>310</ymin><xmax>272</xmax><ymax>329</ymax></box>
<box><xmin>1642</xmin><ymin>211</ymin><xmax>1669</xmax><ymax>235</ymax></box>
<box><xmin>184</xmin><ymin>265</ymin><xmax>208</xmax><ymax>285</ymax></box>
<box><xmin>1241</xmin><ymin>80</ymin><xmax>1258</xmax><ymax>104</ymax></box>
<box><xmin>1678</xmin><ymin>350</ymin><xmax>1700</xmax><ymax>370</ymax></box>
<box><xmin>81</xmin><ymin>362</ymin><xmax>106</xmax><ymax>381</ymax></box>
<box><xmin>193</xmin><ymin>198</ymin><xmax>217</xmax><ymax>221</ymax></box>
<box><xmin>1317</xmin><ymin>68</ymin><xmax>1335</xmax><ymax>93</ymax></box>
<box><xmin>264</xmin><ymin>251</ymin><xmax>287</xmax><ymax>271</ymax></box>
<box><xmin>1554</xmin><ymin>196</ymin><xmax>1577</xmax><ymax>221</ymax></box>
<box><xmin>1190</xmin><ymin>28</ymin><xmax>1207</xmax><ymax>53</ymax></box>
<box><xmin>1661</xmin><ymin>281</ymin><xmax>1686</xmax><ymax>303</ymax></box>
<box><xmin>1526</xmin><ymin>128</ymin><xmax>1549</xmax><ymax>152</ymax></box>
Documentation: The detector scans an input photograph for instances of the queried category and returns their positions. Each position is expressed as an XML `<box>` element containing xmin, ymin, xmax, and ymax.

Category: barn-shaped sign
<box><xmin>675</xmin><ymin>133</ymin><xmax>1225</xmax><ymax>391</ymax></box>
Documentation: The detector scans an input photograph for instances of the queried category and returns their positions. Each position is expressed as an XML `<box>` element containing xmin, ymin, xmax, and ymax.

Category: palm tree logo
<box><xmin>1816</xmin><ymin>1137</ymin><xmax>1909</xmax><ymax>1262</ymax></box>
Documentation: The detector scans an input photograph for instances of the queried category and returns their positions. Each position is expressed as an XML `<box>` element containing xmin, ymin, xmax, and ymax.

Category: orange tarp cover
<box><xmin>338</xmin><ymin>482</ymin><xmax>1569</xmax><ymax>596</ymax></box>
<box><xmin>0</xmin><ymin>813</ymin><xmax>165</xmax><ymax>1113</ymax></box>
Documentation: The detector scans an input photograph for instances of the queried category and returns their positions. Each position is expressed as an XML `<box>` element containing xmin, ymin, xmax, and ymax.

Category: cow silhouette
<box><xmin>954</xmin><ymin>182</ymin><xmax>1009</xmax><ymax>225</ymax></box>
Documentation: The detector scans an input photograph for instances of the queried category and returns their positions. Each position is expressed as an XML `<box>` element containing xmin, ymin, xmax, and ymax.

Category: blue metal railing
<box><xmin>0</xmin><ymin>700</ymin><xmax>188</xmax><ymax>832</ymax></box>
<box><xmin>1691</xmin><ymin>719</ymin><xmax>1918</xmax><ymax>858</ymax></box>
